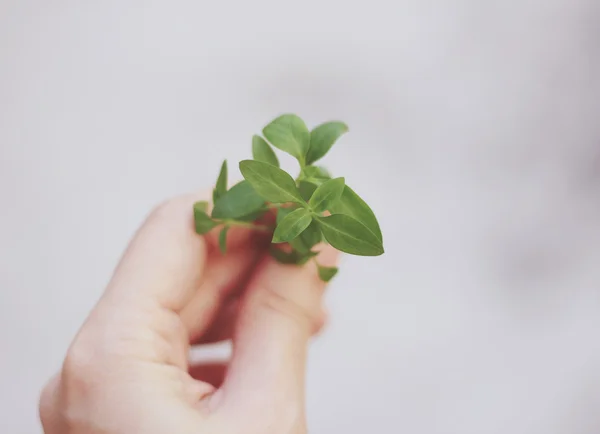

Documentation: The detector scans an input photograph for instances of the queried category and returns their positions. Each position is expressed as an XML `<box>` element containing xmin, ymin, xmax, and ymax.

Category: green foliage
<box><xmin>219</xmin><ymin>226</ymin><xmax>229</xmax><ymax>254</ymax></box>
<box><xmin>262</xmin><ymin>114</ymin><xmax>310</xmax><ymax>164</ymax></box>
<box><xmin>297</xmin><ymin>221</ymin><xmax>322</xmax><ymax>251</ymax></box>
<box><xmin>194</xmin><ymin>201</ymin><xmax>209</xmax><ymax>213</ymax></box>
<box><xmin>239</xmin><ymin>160</ymin><xmax>304</xmax><ymax>204</ymax></box>
<box><xmin>306</xmin><ymin>121</ymin><xmax>348</xmax><ymax>165</ymax></box>
<box><xmin>212</xmin><ymin>181</ymin><xmax>265</xmax><ymax>219</ymax></box>
<box><xmin>308</xmin><ymin>177</ymin><xmax>345</xmax><ymax>213</ymax></box>
<box><xmin>317</xmin><ymin>214</ymin><xmax>384</xmax><ymax>256</ymax></box>
<box><xmin>270</xmin><ymin>247</ymin><xmax>318</xmax><ymax>265</ymax></box>
<box><xmin>194</xmin><ymin>202</ymin><xmax>219</xmax><ymax>234</ymax></box>
<box><xmin>329</xmin><ymin>185</ymin><xmax>382</xmax><ymax>242</ymax></box>
<box><xmin>317</xmin><ymin>265</ymin><xmax>339</xmax><ymax>282</ymax></box>
<box><xmin>273</xmin><ymin>208</ymin><xmax>312</xmax><ymax>243</ymax></box>
<box><xmin>213</xmin><ymin>160</ymin><xmax>228</xmax><ymax>203</ymax></box>
<box><xmin>298</xmin><ymin>181</ymin><xmax>318</xmax><ymax>202</ymax></box>
<box><xmin>302</xmin><ymin>165</ymin><xmax>331</xmax><ymax>182</ymax></box>
<box><xmin>252</xmin><ymin>135</ymin><xmax>279</xmax><ymax>167</ymax></box>
<box><xmin>193</xmin><ymin>114</ymin><xmax>384</xmax><ymax>281</ymax></box>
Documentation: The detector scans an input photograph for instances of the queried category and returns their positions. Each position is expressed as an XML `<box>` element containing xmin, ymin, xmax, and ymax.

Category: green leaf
<box><xmin>306</xmin><ymin>121</ymin><xmax>348</xmax><ymax>164</ymax></box>
<box><xmin>296</xmin><ymin>250</ymin><xmax>318</xmax><ymax>265</ymax></box>
<box><xmin>316</xmin><ymin>214</ymin><xmax>384</xmax><ymax>256</ymax></box>
<box><xmin>298</xmin><ymin>181</ymin><xmax>318</xmax><ymax>202</ymax></box>
<box><xmin>194</xmin><ymin>202</ymin><xmax>220</xmax><ymax>234</ymax></box>
<box><xmin>316</xmin><ymin>166</ymin><xmax>332</xmax><ymax>178</ymax></box>
<box><xmin>278</xmin><ymin>207</ymin><xmax>309</xmax><ymax>253</ymax></box>
<box><xmin>288</xmin><ymin>220</ymin><xmax>322</xmax><ymax>253</ymax></box>
<box><xmin>236</xmin><ymin>208</ymin><xmax>268</xmax><ymax>222</ymax></box>
<box><xmin>270</xmin><ymin>247</ymin><xmax>318</xmax><ymax>265</ymax></box>
<box><xmin>212</xmin><ymin>180</ymin><xmax>265</xmax><ymax>219</ymax></box>
<box><xmin>303</xmin><ymin>165</ymin><xmax>331</xmax><ymax>180</ymax></box>
<box><xmin>262</xmin><ymin>114</ymin><xmax>310</xmax><ymax>163</ymax></box>
<box><xmin>272</xmin><ymin>208</ymin><xmax>312</xmax><ymax>243</ymax></box>
<box><xmin>317</xmin><ymin>266</ymin><xmax>339</xmax><ymax>282</ymax></box>
<box><xmin>277</xmin><ymin>207</ymin><xmax>320</xmax><ymax>252</ymax></box>
<box><xmin>270</xmin><ymin>248</ymin><xmax>299</xmax><ymax>264</ymax></box>
<box><xmin>239</xmin><ymin>160</ymin><xmax>305</xmax><ymax>204</ymax></box>
<box><xmin>194</xmin><ymin>201</ymin><xmax>209</xmax><ymax>213</ymax></box>
<box><xmin>218</xmin><ymin>226</ymin><xmax>229</xmax><ymax>254</ymax></box>
<box><xmin>276</xmin><ymin>206</ymin><xmax>293</xmax><ymax>223</ymax></box>
<box><xmin>328</xmin><ymin>185</ymin><xmax>382</xmax><ymax>242</ymax></box>
<box><xmin>299</xmin><ymin>220</ymin><xmax>322</xmax><ymax>248</ymax></box>
<box><xmin>213</xmin><ymin>160</ymin><xmax>228</xmax><ymax>202</ymax></box>
<box><xmin>308</xmin><ymin>177</ymin><xmax>345</xmax><ymax>213</ymax></box>
<box><xmin>252</xmin><ymin>135</ymin><xmax>280</xmax><ymax>167</ymax></box>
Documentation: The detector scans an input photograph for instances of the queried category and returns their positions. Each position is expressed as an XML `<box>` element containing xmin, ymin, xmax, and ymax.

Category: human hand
<box><xmin>39</xmin><ymin>192</ymin><xmax>339</xmax><ymax>434</ymax></box>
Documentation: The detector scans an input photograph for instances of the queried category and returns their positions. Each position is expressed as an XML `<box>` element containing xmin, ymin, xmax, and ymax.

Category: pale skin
<box><xmin>39</xmin><ymin>192</ymin><xmax>339</xmax><ymax>434</ymax></box>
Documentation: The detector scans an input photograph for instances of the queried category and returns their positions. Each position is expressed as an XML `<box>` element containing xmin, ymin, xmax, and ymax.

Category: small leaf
<box><xmin>316</xmin><ymin>214</ymin><xmax>384</xmax><ymax>256</ymax></box>
<box><xmin>270</xmin><ymin>248</ymin><xmax>299</xmax><ymax>264</ymax></box>
<box><xmin>194</xmin><ymin>201</ymin><xmax>209</xmax><ymax>213</ymax></box>
<box><xmin>289</xmin><ymin>220</ymin><xmax>322</xmax><ymax>253</ymax></box>
<box><xmin>276</xmin><ymin>206</ymin><xmax>293</xmax><ymax>223</ymax></box>
<box><xmin>318</xmin><ymin>266</ymin><xmax>339</xmax><ymax>282</ymax></box>
<box><xmin>299</xmin><ymin>220</ymin><xmax>322</xmax><ymax>249</ymax></box>
<box><xmin>306</xmin><ymin>121</ymin><xmax>348</xmax><ymax>164</ymax></box>
<box><xmin>298</xmin><ymin>181</ymin><xmax>318</xmax><ymax>202</ymax></box>
<box><xmin>239</xmin><ymin>160</ymin><xmax>305</xmax><ymax>204</ymax></box>
<box><xmin>219</xmin><ymin>226</ymin><xmax>229</xmax><ymax>254</ymax></box>
<box><xmin>213</xmin><ymin>160</ymin><xmax>228</xmax><ymax>202</ymax></box>
<box><xmin>290</xmin><ymin>237</ymin><xmax>310</xmax><ymax>253</ymax></box>
<box><xmin>252</xmin><ymin>135</ymin><xmax>280</xmax><ymax>167</ymax></box>
<box><xmin>194</xmin><ymin>202</ymin><xmax>220</xmax><ymax>234</ymax></box>
<box><xmin>316</xmin><ymin>166</ymin><xmax>332</xmax><ymax>178</ymax></box>
<box><xmin>297</xmin><ymin>250</ymin><xmax>319</xmax><ymax>264</ymax></box>
<box><xmin>270</xmin><ymin>247</ymin><xmax>318</xmax><ymax>265</ymax></box>
<box><xmin>236</xmin><ymin>208</ymin><xmax>268</xmax><ymax>222</ymax></box>
<box><xmin>212</xmin><ymin>180</ymin><xmax>265</xmax><ymax>219</ymax></box>
<box><xmin>308</xmin><ymin>177</ymin><xmax>345</xmax><ymax>213</ymax></box>
<box><xmin>262</xmin><ymin>114</ymin><xmax>310</xmax><ymax>162</ymax></box>
<box><xmin>277</xmin><ymin>207</ymin><xmax>316</xmax><ymax>253</ymax></box>
<box><xmin>303</xmin><ymin>166</ymin><xmax>331</xmax><ymax>180</ymax></box>
<box><xmin>329</xmin><ymin>185</ymin><xmax>382</xmax><ymax>242</ymax></box>
<box><xmin>272</xmin><ymin>208</ymin><xmax>312</xmax><ymax>243</ymax></box>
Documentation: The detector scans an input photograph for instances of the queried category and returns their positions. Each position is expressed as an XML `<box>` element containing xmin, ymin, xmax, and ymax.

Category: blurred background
<box><xmin>2</xmin><ymin>1</ymin><xmax>600</xmax><ymax>432</ymax></box>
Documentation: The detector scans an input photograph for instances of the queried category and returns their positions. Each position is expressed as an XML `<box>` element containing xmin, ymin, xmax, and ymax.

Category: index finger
<box><xmin>103</xmin><ymin>193</ymin><xmax>209</xmax><ymax>311</ymax></box>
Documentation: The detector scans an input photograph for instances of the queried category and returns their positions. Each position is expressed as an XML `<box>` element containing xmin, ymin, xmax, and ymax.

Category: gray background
<box><xmin>2</xmin><ymin>1</ymin><xmax>600</xmax><ymax>433</ymax></box>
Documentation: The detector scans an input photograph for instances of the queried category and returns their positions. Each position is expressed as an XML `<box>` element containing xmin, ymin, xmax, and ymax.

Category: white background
<box><xmin>2</xmin><ymin>1</ymin><xmax>600</xmax><ymax>433</ymax></box>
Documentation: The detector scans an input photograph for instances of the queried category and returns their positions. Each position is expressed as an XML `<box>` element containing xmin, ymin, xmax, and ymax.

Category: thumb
<box><xmin>219</xmin><ymin>245</ymin><xmax>339</xmax><ymax>418</ymax></box>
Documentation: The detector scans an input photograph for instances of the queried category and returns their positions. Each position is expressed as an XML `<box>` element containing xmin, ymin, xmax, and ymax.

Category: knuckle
<box><xmin>152</xmin><ymin>309</ymin><xmax>188</xmax><ymax>361</ymax></box>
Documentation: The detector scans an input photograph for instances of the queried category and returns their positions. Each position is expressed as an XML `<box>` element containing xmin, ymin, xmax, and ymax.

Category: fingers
<box><xmin>179</xmin><ymin>243</ymin><xmax>260</xmax><ymax>343</ymax></box>
<box><xmin>191</xmin><ymin>298</ymin><xmax>241</xmax><ymax>345</ymax></box>
<box><xmin>103</xmin><ymin>193</ymin><xmax>209</xmax><ymax>311</ymax></box>
<box><xmin>220</xmin><ymin>244</ymin><xmax>339</xmax><ymax>414</ymax></box>
<box><xmin>67</xmin><ymin>193</ymin><xmax>266</xmax><ymax>372</ymax></box>
<box><xmin>39</xmin><ymin>374</ymin><xmax>67</xmax><ymax>434</ymax></box>
<box><xmin>192</xmin><ymin>298</ymin><xmax>328</xmax><ymax>346</ymax></box>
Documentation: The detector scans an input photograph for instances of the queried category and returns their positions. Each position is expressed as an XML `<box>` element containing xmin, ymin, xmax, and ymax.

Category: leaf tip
<box><xmin>193</xmin><ymin>201</ymin><xmax>209</xmax><ymax>213</ymax></box>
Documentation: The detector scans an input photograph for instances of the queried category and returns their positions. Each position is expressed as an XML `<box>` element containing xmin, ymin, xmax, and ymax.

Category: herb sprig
<box><xmin>194</xmin><ymin>114</ymin><xmax>384</xmax><ymax>282</ymax></box>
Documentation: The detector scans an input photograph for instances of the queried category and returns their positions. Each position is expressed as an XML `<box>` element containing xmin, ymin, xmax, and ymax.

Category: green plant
<box><xmin>193</xmin><ymin>114</ymin><xmax>384</xmax><ymax>282</ymax></box>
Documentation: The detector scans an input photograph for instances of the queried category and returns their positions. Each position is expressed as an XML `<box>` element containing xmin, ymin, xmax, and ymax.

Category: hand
<box><xmin>39</xmin><ymin>193</ymin><xmax>339</xmax><ymax>434</ymax></box>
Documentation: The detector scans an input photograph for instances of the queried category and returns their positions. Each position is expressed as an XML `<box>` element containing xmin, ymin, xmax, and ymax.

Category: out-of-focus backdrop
<box><xmin>2</xmin><ymin>1</ymin><xmax>600</xmax><ymax>433</ymax></box>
